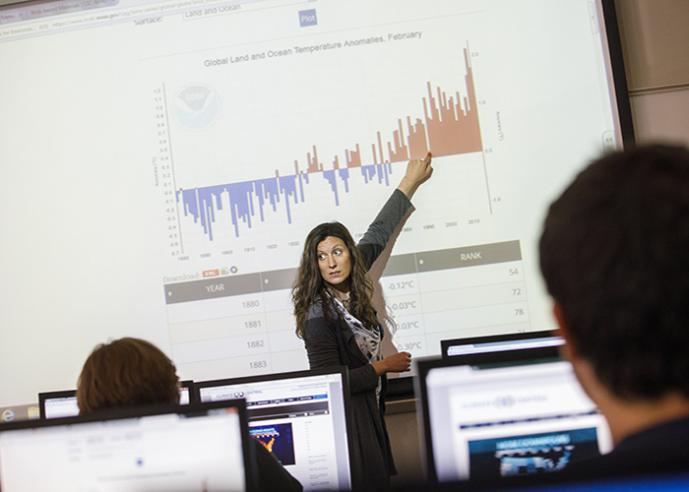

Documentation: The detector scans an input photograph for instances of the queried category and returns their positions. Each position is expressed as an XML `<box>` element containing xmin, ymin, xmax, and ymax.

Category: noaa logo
<box><xmin>174</xmin><ymin>85</ymin><xmax>221</xmax><ymax>129</ymax></box>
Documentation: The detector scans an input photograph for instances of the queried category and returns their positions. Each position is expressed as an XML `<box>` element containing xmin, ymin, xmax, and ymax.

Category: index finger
<box><xmin>424</xmin><ymin>152</ymin><xmax>432</xmax><ymax>166</ymax></box>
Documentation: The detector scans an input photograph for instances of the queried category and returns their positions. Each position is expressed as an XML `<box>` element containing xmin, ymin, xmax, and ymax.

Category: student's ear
<box><xmin>552</xmin><ymin>301</ymin><xmax>578</xmax><ymax>362</ymax></box>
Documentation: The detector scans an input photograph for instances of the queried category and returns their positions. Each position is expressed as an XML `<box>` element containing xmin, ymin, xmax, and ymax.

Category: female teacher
<box><xmin>292</xmin><ymin>152</ymin><xmax>432</xmax><ymax>490</ymax></box>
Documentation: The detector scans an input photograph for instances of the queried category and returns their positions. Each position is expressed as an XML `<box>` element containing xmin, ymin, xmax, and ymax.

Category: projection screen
<box><xmin>0</xmin><ymin>0</ymin><xmax>633</xmax><ymax>406</ymax></box>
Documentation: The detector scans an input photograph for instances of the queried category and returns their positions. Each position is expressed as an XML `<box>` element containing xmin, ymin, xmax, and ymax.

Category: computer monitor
<box><xmin>38</xmin><ymin>390</ymin><xmax>79</xmax><ymax>420</ymax></box>
<box><xmin>0</xmin><ymin>400</ymin><xmax>250</xmax><ymax>491</ymax></box>
<box><xmin>39</xmin><ymin>380</ymin><xmax>196</xmax><ymax>419</ymax></box>
<box><xmin>416</xmin><ymin>347</ymin><xmax>612</xmax><ymax>483</ymax></box>
<box><xmin>195</xmin><ymin>368</ymin><xmax>352</xmax><ymax>491</ymax></box>
<box><xmin>440</xmin><ymin>331</ymin><xmax>564</xmax><ymax>359</ymax></box>
<box><xmin>179</xmin><ymin>380</ymin><xmax>195</xmax><ymax>405</ymax></box>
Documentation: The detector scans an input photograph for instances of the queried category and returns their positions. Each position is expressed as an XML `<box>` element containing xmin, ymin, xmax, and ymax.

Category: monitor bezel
<box><xmin>37</xmin><ymin>389</ymin><xmax>76</xmax><ymax>420</ymax></box>
<box><xmin>179</xmin><ymin>379</ymin><xmax>196</xmax><ymax>404</ymax></box>
<box><xmin>39</xmin><ymin>380</ymin><xmax>197</xmax><ymax>419</ymax></box>
<box><xmin>600</xmin><ymin>0</ymin><xmax>636</xmax><ymax>146</ymax></box>
<box><xmin>440</xmin><ymin>330</ymin><xmax>562</xmax><ymax>359</ymax></box>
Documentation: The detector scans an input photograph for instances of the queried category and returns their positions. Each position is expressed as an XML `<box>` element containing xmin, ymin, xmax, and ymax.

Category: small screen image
<box><xmin>468</xmin><ymin>427</ymin><xmax>600</xmax><ymax>479</ymax></box>
<box><xmin>250</xmin><ymin>422</ymin><xmax>296</xmax><ymax>466</ymax></box>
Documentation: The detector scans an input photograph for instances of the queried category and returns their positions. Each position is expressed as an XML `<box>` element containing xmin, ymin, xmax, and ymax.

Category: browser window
<box><xmin>0</xmin><ymin>407</ymin><xmax>247</xmax><ymax>491</ymax></box>
<box><xmin>425</xmin><ymin>360</ymin><xmax>611</xmax><ymax>481</ymax></box>
<box><xmin>199</xmin><ymin>372</ymin><xmax>351</xmax><ymax>491</ymax></box>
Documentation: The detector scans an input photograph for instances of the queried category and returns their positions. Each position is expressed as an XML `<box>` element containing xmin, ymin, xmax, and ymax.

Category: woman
<box><xmin>293</xmin><ymin>152</ymin><xmax>432</xmax><ymax>490</ymax></box>
<box><xmin>76</xmin><ymin>337</ymin><xmax>302</xmax><ymax>492</ymax></box>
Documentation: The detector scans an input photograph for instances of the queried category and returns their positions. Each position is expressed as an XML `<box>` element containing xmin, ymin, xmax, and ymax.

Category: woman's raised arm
<box><xmin>357</xmin><ymin>152</ymin><xmax>433</xmax><ymax>268</ymax></box>
<box><xmin>396</xmin><ymin>151</ymin><xmax>433</xmax><ymax>200</ymax></box>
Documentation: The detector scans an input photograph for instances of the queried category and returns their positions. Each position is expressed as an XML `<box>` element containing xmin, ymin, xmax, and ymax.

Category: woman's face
<box><xmin>316</xmin><ymin>235</ymin><xmax>352</xmax><ymax>290</ymax></box>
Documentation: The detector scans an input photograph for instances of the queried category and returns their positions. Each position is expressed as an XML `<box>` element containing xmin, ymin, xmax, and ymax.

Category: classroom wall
<box><xmin>617</xmin><ymin>0</ymin><xmax>689</xmax><ymax>147</ymax></box>
<box><xmin>386</xmin><ymin>0</ymin><xmax>689</xmax><ymax>484</ymax></box>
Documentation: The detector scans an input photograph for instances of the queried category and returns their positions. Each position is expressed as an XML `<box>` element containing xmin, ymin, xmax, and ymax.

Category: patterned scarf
<box><xmin>329</xmin><ymin>293</ymin><xmax>383</xmax><ymax>403</ymax></box>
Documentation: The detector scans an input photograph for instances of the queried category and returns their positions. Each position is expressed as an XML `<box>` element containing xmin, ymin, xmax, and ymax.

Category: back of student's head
<box><xmin>77</xmin><ymin>337</ymin><xmax>179</xmax><ymax>413</ymax></box>
<box><xmin>539</xmin><ymin>144</ymin><xmax>689</xmax><ymax>400</ymax></box>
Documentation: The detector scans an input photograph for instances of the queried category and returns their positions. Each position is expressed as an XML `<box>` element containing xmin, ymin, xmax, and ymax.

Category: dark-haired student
<box><xmin>76</xmin><ymin>337</ymin><xmax>302</xmax><ymax>492</ymax></box>
<box><xmin>539</xmin><ymin>144</ymin><xmax>689</xmax><ymax>475</ymax></box>
<box><xmin>292</xmin><ymin>153</ymin><xmax>432</xmax><ymax>490</ymax></box>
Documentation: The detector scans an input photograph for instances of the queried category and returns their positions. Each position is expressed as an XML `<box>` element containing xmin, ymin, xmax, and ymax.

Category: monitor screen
<box><xmin>0</xmin><ymin>401</ymin><xmax>249</xmax><ymax>491</ymax></box>
<box><xmin>0</xmin><ymin>0</ymin><xmax>633</xmax><ymax>407</ymax></box>
<box><xmin>39</xmin><ymin>381</ymin><xmax>195</xmax><ymax>419</ymax></box>
<box><xmin>441</xmin><ymin>331</ymin><xmax>564</xmax><ymax>358</ymax></box>
<box><xmin>197</xmin><ymin>369</ymin><xmax>351</xmax><ymax>491</ymax></box>
<box><xmin>417</xmin><ymin>349</ymin><xmax>612</xmax><ymax>483</ymax></box>
<box><xmin>179</xmin><ymin>380</ymin><xmax>195</xmax><ymax>405</ymax></box>
<box><xmin>41</xmin><ymin>393</ymin><xmax>79</xmax><ymax>420</ymax></box>
<box><xmin>179</xmin><ymin>386</ymin><xmax>191</xmax><ymax>405</ymax></box>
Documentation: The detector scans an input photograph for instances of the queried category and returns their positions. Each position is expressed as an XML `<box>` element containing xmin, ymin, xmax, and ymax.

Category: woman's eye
<box><xmin>334</xmin><ymin>249</ymin><xmax>342</xmax><ymax>256</ymax></box>
<box><xmin>317</xmin><ymin>253</ymin><xmax>327</xmax><ymax>261</ymax></box>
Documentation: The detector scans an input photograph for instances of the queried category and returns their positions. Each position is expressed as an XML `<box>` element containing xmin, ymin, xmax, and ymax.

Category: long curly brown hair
<box><xmin>293</xmin><ymin>222</ymin><xmax>378</xmax><ymax>338</ymax></box>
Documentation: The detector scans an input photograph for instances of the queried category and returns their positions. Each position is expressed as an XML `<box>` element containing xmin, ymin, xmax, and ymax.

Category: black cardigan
<box><xmin>303</xmin><ymin>190</ymin><xmax>413</xmax><ymax>490</ymax></box>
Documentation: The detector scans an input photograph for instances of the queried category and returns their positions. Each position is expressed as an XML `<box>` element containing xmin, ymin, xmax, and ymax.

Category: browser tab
<box><xmin>0</xmin><ymin>0</ymin><xmax>119</xmax><ymax>26</ymax></box>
